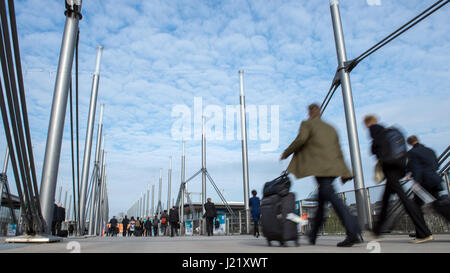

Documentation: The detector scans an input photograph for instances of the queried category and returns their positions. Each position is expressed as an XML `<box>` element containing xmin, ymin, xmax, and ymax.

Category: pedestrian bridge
<box><xmin>1</xmin><ymin>234</ymin><xmax>450</xmax><ymax>253</ymax></box>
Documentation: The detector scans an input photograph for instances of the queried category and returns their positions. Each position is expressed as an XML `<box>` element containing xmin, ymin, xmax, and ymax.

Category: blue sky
<box><xmin>2</xmin><ymin>0</ymin><xmax>449</xmax><ymax>217</ymax></box>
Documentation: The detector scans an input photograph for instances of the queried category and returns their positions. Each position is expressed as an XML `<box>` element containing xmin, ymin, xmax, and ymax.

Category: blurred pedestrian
<box><xmin>169</xmin><ymin>206</ymin><xmax>180</xmax><ymax>237</ymax></box>
<box><xmin>249</xmin><ymin>190</ymin><xmax>261</xmax><ymax>238</ymax></box>
<box><xmin>281</xmin><ymin>103</ymin><xmax>362</xmax><ymax>247</ymax></box>
<box><xmin>364</xmin><ymin>115</ymin><xmax>432</xmax><ymax>243</ymax></box>
<box><xmin>407</xmin><ymin>135</ymin><xmax>450</xmax><ymax>238</ymax></box>
<box><xmin>122</xmin><ymin>215</ymin><xmax>129</xmax><ymax>237</ymax></box>
<box><xmin>203</xmin><ymin>198</ymin><xmax>217</xmax><ymax>236</ymax></box>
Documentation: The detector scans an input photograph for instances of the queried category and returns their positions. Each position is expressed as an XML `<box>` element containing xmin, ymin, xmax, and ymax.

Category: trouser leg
<box><xmin>384</xmin><ymin>168</ymin><xmax>431</xmax><ymax>238</ymax></box>
<box><xmin>315</xmin><ymin>177</ymin><xmax>361</xmax><ymax>237</ymax></box>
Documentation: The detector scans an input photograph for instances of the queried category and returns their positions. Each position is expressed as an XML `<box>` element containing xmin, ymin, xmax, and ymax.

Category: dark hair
<box><xmin>251</xmin><ymin>190</ymin><xmax>257</xmax><ymax>196</ymax></box>
<box><xmin>308</xmin><ymin>103</ymin><xmax>321</xmax><ymax>119</ymax></box>
<box><xmin>407</xmin><ymin>135</ymin><xmax>419</xmax><ymax>145</ymax></box>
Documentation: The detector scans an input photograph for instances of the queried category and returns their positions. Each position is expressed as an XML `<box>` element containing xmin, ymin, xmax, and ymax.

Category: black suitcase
<box><xmin>263</xmin><ymin>171</ymin><xmax>291</xmax><ymax>198</ymax></box>
<box><xmin>261</xmin><ymin>192</ymin><xmax>299</xmax><ymax>247</ymax></box>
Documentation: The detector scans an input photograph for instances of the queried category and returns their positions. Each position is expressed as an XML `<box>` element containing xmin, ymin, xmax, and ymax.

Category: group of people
<box><xmin>108</xmin><ymin>206</ymin><xmax>180</xmax><ymax>237</ymax></box>
<box><xmin>278</xmin><ymin>103</ymin><xmax>448</xmax><ymax>247</ymax></box>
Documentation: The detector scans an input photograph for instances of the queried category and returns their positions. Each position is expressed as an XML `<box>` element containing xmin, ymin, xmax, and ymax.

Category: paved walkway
<box><xmin>1</xmin><ymin>234</ymin><xmax>450</xmax><ymax>253</ymax></box>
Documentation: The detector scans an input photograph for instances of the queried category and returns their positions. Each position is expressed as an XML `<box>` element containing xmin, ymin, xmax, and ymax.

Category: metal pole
<box><xmin>147</xmin><ymin>185</ymin><xmax>150</xmax><ymax>218</ymax></box>
<box><xmin>67</xmin><ymin>194</ymin><xmax>72</xmax><ymax>221</ymax></box>
<box><xmin>181</xmin><ymin>141</ymin><xmax>185</xmax><ymax>235</ymax></box>
<box><xmin>64</xmin><ymin>190</ymin><xmax>68</xmax><ymax>209</ymax></box>
<box><xmin>151</xmin><ymin>182</ymin><xmax>155</xmax><ymax>216</ymax></box>
<box><xmin>57</xmin><ymin>186</ymin><xmax>62</xmax><ymax>204</ymax></box>
<box><xmin>39</xmin><ymin>2</ymin><xmax>82</xmax><ymax>234</ymax></box>
<box><xmin>159</xmin><ymin>169</ymin><xmax>162</xmax><ymax>214</ymax></box>
<box><xmin>167</xmin><ymin>157</ymin><xmax>172</xmax><ymax>210</ymax></box>
<box><xmin>239</xmin><ymin>70</ymin><xmax>251</xmax><ymax>234</ymax></box>
<box><xmin>94</xmin><ymin>147</ymin><xmax>105</xmax><ymax>235</ymax></box>
<box><xmin>78</xmin><ymin>45</ymin><xmax>104</xmax><ymax>234</ymax></box>
<box><xmin>330</xmin><ymin>0</ymin><xmax>370</xmax><ymax>229</ymax></box>
<box><xmin>88</xmin><ymin>104</ymin><xmax>103</xmax><ymax>235</ymax></box>
<box><xmin>201</xmin><ymin>116</ymin><xmax>206</xmax><ymax>235</ymax></box>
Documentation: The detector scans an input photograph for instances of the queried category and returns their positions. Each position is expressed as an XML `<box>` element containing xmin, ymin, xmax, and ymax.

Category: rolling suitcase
<box><xmin>261</xmin><ymin>189</ymin><xmax>299</xmax><ymax>246</ymax></box>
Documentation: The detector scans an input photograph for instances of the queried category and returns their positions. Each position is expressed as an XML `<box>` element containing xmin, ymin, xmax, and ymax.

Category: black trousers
<box><xmin>206</xmin><ymin>217</ymin><xmax>214</xmax><ymax>236</ymax></box>
<box><xmin>253</xmin><ymin>220</ymin><xmax>260</xmax><ymax>236</ymax></box>
<box><xmin>123</xmin><ymin>225</ymin><xmax>128</xmax><ymax>236</ymax></box>
<box><xmin>373</xmin><ymin>164</ymin><xmax>432</xmax><ymax>239</ymax></box>
<box><xmin>310</xmin><ymin>177</ymin><xmax>361</xmax><ymax>239</ymax></box>
<box><xmin>170</xmin><ymin>223</ymin><xmax>178</xmax><ymax>237</ymax></box>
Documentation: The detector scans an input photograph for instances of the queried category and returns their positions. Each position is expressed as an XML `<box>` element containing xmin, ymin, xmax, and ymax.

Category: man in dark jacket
<box><xmin>204</xmin><ymin>198</ymin><xmax>217</xmax><ymax>236</ymax></box>
<box><xmin>407</xmin><ymin>135</ymin><xmax>449</xmax><ymax>236</ymax></box>
<box><xmin>109</xmin><ymin>216</ymin><xmax>118</xmax><ymax>236</ymax></box>
<box><xmin>144</xmin><ymin>217</ymin><xmax>152</xmax><ymax>237</ymax></box>
<box><xmin>52</xmin><ymin>203</ymin><xmax>66</xmax><ymax>236</ymax></box>
<box><xmin>122</xmin><ymin>216</ymin><xmax>129</xmax><ymax>237</ymax></box>
<box><xmin>169</xmin><ymin>206</ymin><xmax>180</xmax><ymax>237</ymax></box>
<box><xmin>364</xmin><ymin>115</ymin><xmax>433</xmax><ymax>243</ymax></box>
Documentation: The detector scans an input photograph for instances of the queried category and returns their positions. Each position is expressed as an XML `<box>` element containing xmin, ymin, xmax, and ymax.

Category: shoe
<box><xmin>410</xmin><ymin>235</ymin><xmax>433</xmax><ymax>244</ymax></box>
<box><xmin>337</xmin><ymin>235</ymin><xmax>363</xmax><ymax>247</ymax></box>
<box><xmin>409</xmin><ymin>233</ymin><xmax>416</xmax><ymax>238</ymax></box>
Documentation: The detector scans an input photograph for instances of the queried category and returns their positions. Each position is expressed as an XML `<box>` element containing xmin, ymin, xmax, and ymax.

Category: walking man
<box><xmin>122</xmin><ymin>215</ymin><xmax>129</xmax><ymax>237</ymax></box>
<box><xmin>109</xmin><ymin>216</ymin><xmax>118</xmax><ymax>237</ymax></box>
<box><xmin>407</xmin><ymin>135</ymin><xmax>450</xmax><ymax>237</ymax></box>
<box><xmin>281</xmin><ymin>103</ymin><xmax>362</xmax><ymax>247</ymax></box>
<box><xmin>363</xmin><ymin>115</ymin><xmax>433</xmax><ymax>243</ymax></box>
<box><xmin>169</xmin><ymin>206</ymin><xmax>180</xmax><ymax>237</ymax></box>
<box><xmin>204</xmin><ymin>198</ymin><xmax>217</xmax><ymax>236</ymax></box>
<box><xmin>249</xmin><ymin>190</ymin><xmax>261</xmax><ymax>238</ymax></box>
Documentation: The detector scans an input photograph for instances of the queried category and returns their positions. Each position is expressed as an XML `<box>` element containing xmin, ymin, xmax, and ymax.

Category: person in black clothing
<box><xmin>364</xmin><ymin>115</ymin><xmax>433</xmax><ymax>244</ymax></box>
<box><xmin>407</xmin><ymin>135</ymin><xmax>450</xmax><ymax>236</ymax></box>
<box><xmin>52</xmin><ymin>203</ymin><xmax>66</xmax><ymax>236</ymax></box>
<box><xmin>169</xmin><ymin>206</ymin><xmax>180</xmax><ymax>237</ymax></box>
<box><xmin>109</xmin><ymin>216</ymin><xmax>118</xmax><ymax>237</ymax></box>
<box><xmin>203</xmin><ymin>198</ymin><xmax>217</xmax><ymax>236</ymax></box>
<box><xmin>152</xmin><ymin>215</ymin><xmax>159</xmax><ymax>236</ymax></box>
<box><xmin>144</xmin><ymin>217</ymin><xmax>152</xmax><ymax>237</ymax></box>
<box><xmin>122</xmin><ymin>216</ymin><xmax>129</xmax><ymax>237</ymax></box>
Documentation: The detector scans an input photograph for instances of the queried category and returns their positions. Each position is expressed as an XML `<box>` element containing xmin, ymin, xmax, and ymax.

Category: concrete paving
<box><xmin>0</xmin><ymin>234</ymin><xmax>450</xmax><ymax>253</ymax></box>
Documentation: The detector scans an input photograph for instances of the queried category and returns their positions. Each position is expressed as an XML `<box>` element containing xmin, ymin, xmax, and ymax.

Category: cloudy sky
<box><xmin>2</xmin><ymin>0</ymin><xmax>449</xmax><ymax>218</ymax></box>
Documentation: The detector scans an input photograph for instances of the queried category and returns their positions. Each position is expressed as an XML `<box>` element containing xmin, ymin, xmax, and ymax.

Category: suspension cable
<box><xmin>321</xmin><ymin>0</ymin><xmax>449</xmax><ymax>114</ymax></box>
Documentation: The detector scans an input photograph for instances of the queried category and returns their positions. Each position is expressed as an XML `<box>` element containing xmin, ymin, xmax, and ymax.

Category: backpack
<box><xmin>135</xmin><ymin>220</ymin><xmax>141</xmax><ymax>228</ymax></box>
<box><xmin>161</xmin><ymin>217</ymin><xmax>167</xmax><ymax>225</ymax></box>
<box><xmin>378</xmin><ymin>127</ymin><xmax>407</xmax><ymax>165</ymax></box>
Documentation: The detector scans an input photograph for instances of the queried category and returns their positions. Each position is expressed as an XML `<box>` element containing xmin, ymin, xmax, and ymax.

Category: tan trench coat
<box><xmin>282</xmin><ymin>117</ymin><xmax>353</xmax><ymax>180</ymax></box>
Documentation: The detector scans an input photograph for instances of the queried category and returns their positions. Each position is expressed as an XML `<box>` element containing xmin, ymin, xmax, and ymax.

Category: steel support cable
<box><xmin>69</xmin><ymin>79</ymin><xmax>78</xmax><ymax>224</ymax></box>
<box><xmin>5</xmin><ymin>0</ymin><xmax>46</xmax><ymax>232</ymax></box>
<box><xmin>437</xmin><ymin>145</ymin><xmax>450</xmax><ymax>166</ymax></box>
<box><xmin>205</xmin><ymin>171</ymin><xmax>235</xmax><ymax>217</ymax></box>
<box><xmin>75</xmin><ymin>28</ymin><xmax>81</xmax><ymax>225</ymax></box>
<box><xmin>345</xmin><ymin>0</ymin><xmax>449</xmax><ymax>73</ymax></box>
<box><xmin>321</xmin><ymin>0</ymin><xmax>449</xmax><ymax>115</ymax></box>
<box><xmin>6</xmin><ymin>0</ymin><xmax>41</xmax><ymax>214</ymax></box>
<box><xmin>0</xmin><ymin>3</ymin><xmax>39</xmax><ymax>231</ymax></box>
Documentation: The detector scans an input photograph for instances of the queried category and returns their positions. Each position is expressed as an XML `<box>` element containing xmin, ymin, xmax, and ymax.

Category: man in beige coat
<box><xmin>281</xmin><ymin>103</ymin><xmax>362</xmax><ymax>247</ymax></box>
